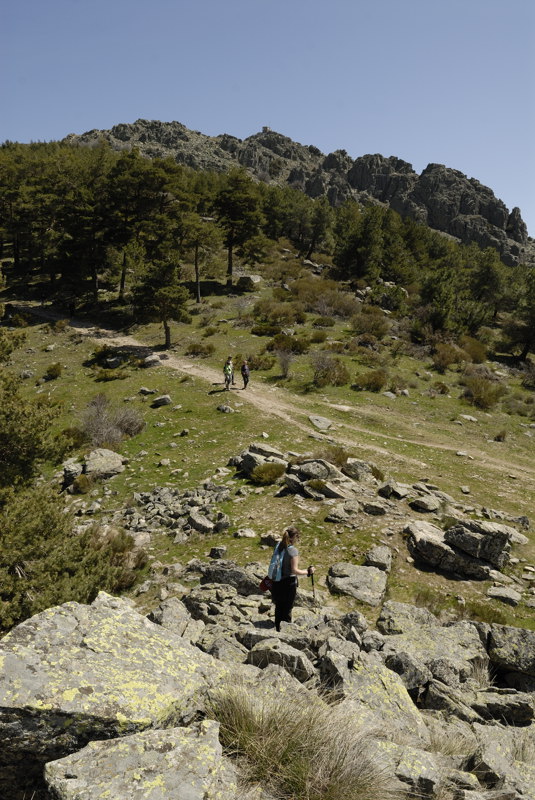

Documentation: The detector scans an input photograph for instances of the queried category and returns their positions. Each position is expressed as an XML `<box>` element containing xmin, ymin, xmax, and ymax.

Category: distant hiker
<box><xmin>241</xmin><ymin>358</ymin><xmax>250</xmax><ymax>389</ymax></box>
<box><xmin>223</xmin><ymin>357</ymin><xmax>233</xmax><ymax>390</ymax></box>
<box><xmin>268</xmin><ymin>526</ymin><xmax>315</xmax><ymax>632</ymax></box>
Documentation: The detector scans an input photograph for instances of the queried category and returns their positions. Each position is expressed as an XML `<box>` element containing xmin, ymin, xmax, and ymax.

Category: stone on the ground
<box><xmin>327</xmin><ymin>563</ymin><xmax>387</xmax><ymax>606</ymax></box>
<box><xmin>45</xmin><ymin>720</ymin><xmax>238</xmax><ymax>800</ymax></box>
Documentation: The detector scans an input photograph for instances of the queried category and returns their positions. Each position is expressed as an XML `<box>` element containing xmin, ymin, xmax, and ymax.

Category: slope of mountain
<box><xmin>63</xmin><ymin>119</ymin><xmax>533</xmax><ymax>266</ymax></box>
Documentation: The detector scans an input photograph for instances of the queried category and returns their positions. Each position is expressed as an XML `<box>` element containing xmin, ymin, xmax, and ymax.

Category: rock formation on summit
<box><xmin>63</xmin><ymin>120</ymin><xmax>533</xmax><ymax>266</ymax></box>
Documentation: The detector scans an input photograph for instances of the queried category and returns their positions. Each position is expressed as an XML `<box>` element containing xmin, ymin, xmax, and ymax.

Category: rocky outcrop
<box><xmin>2</xmin><ymin>576</ymin><xmax>535</xmax><ymax>799</ymax></box>
<box><xmin>44</xmin><ymin>721</ymin><xmax>239</xmax><ymax>800</ymax></box>
<box><xmin>0</xmin><ymin>593</ymin><xmax>227</xmax><ymax>798</ymax></box>
<box><xmin>63</xmin><ymin>119</ymin><xmax>534</xmax><ymax>265</ymax></box>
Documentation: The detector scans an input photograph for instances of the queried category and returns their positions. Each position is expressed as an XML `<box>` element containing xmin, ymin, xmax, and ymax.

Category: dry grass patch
<box><xmin>208</xmin><ymin>681</ymin><xmax>402</xmax><ymax>800</ymax></box>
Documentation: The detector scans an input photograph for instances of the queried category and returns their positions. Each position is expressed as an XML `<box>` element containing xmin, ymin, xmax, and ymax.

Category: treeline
<box><xmin>1</xmin><ymin>140</ymin><xmax>534</xmax><ymax>356</ymax></box>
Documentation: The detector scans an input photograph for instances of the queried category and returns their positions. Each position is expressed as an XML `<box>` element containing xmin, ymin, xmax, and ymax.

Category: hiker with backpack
<box><xmin>241</xmin><ymin>358</ymin><xmax>250</xmax><ymax>389</ymax></box>
<box><xmin>268</xmin><ymin>525</ymin><xmax>315</xmax><ymax>632</ymax></box>
<box><xmin>223</xmin><ymin>357</ymin><xmax>233</xmax><ymax>390</ymax></box>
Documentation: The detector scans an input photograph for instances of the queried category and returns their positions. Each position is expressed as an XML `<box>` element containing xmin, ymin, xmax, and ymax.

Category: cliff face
<box><xmin>63</xmin><ymin>120</ymin><xmax>533</xmax><ymax>266</ymax></box>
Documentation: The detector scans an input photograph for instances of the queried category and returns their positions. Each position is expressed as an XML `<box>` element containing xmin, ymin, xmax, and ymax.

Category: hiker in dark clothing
<box><xmin>241</xmin><ymin>358</ymin><xmax>250</xmax><ymax>389</ymax></box>
<box><xmin>269</xmin><ymin>526</ymin><xmax>314</xmax><ymax>632</ymax></box>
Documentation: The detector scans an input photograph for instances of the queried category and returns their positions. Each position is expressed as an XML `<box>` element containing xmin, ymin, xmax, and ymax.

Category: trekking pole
<box><xmin>308</xmin><ymin>566</ymin><xmax>316</xmax><ymax>602</ymax></box>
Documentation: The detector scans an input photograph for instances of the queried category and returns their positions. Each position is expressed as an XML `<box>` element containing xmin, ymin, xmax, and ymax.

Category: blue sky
<box><xmin>2</xmin><ymin>0</ymin><xmax>534</xmax><ymax>234</ymax></box>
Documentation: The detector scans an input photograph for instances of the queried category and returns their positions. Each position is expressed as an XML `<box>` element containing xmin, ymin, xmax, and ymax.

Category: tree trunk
<box><xmin>118</xmin><ymin>250</ymin><xmax>127</xmax><ymax>301</ymax></box>
<box><xmin>91</xmin><ymin>265</ymin><xmax>99</xmax><ymax>305</ymax></box>
<box><xmin>519</xmin><ymin>340</ymin><xmax>532</xmax><ymax>361</ymax></box>
<box><xmin>194</xmin><ymin>242</ymin><xmax>201</xmax><ymax>303</ymax></box>
<box><xmin>226</xmin><ymin>230</ymin><xmax>234</xmax><ymax>288</ymax></box>
<box><xmin>163</xmin><ymin>319</ymin><xmax>171</xmax><ymax>349</ymax></box>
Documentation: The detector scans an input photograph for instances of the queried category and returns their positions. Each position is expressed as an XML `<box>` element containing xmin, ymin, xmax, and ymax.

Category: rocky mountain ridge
<box><xmin>63</xmin><ymin>119</ymin><xmax>534</xmax><ymax>267</ymax></box>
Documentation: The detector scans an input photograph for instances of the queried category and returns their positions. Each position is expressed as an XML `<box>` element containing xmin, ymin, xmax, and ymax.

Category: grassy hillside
<box><xmin>2</xmin><ymin>256</ymin><xmax>534</xmax><ymax>630</ymax></box>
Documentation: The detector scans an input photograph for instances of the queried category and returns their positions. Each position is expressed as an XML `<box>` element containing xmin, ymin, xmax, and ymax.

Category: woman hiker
<box><xmin>241</xmin><ymin>358</ymin><xmax>250</xmax><ymax>389</ymax></box>
<box><xmin>269</xmin><ymin>526</ymin><xmax>315</xmax><ymax>632</ymax></box>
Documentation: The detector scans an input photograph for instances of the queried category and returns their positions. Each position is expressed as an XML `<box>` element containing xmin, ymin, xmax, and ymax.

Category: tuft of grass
<box><xmin>44</xmin><ymin>361</ymin><xmax>63</xmax><ymax>380</ymax></box>
<box><xmin>250</xmin><ymin>462</ymin><xmax>286</xmax><ymax>485</ymax></box>
<box><xmin>208</xmin><ymin>681</ymin><xmax>402</xmax><ymax>800</ymax></box>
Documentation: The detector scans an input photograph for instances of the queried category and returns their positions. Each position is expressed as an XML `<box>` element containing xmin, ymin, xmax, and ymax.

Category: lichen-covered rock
<box><xmin>365</xmin><ymin>545</ymin><xmax>393</xmax><ymax>571</ymax></box>
<box><xmin>199</xmin><ymin>560</ymin><xmax>263</xmax><ymax>595</ymax></box>
<box><xmin>44</xmin><ymin>720</ymin><xmax>238</xmax><ymax>800</ymax></box>
<box><xmin>327</xmin><ymin>562</ymin><xmax>387</xmax><ymax>606</ymax></box>
<box><xmin>488</xmin><ymin>625</ymin><xmax>535</xmax><ymax>676</ymax></box>
<box><xmin>84</xmin><ymin>448</ymin><xmax>126</xmax><ymax>478</ymax></box>
<box><xmin>246</xmin><ymin>638</ymin><xmax>317</xmax><ymax>683</ymax></box>
<box><xmin>404</xmin><ymin>520</ymin><xmax>501</xmax><ymax>580</ymax></box>
<box><xmin>445</xmin><ymin>521</ymin><xmax>512</xmax><ymax>569</ymax></box>
<box><xmin>376</xmin><ymin>603</ymin><xmax>487</xmax><ymax>687</ymax></box>
<box><xmin>0</xmin><ymin>593</ymin><xmax>226</xmax><ymax>797</ymax></box>
<box><xmin>339</xmin><ymin>652</ymin><xmax>429</xmax><ymax>741</ymax></box>
<box><xmin>147</xmin><ymin>597</ymin><xmax>205</xmax><ymax>643</ymax></box>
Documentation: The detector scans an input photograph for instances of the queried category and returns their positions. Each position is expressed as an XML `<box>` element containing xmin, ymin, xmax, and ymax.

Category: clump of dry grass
<box><xmin>79</xmin><ymin>393</ymin><xmax>145</xmax><ymax>447</ymax></box>
<box><xmin>207</xmin><ymin>681</ymin><xmax>402</xmax><ymax>800</ymax></box>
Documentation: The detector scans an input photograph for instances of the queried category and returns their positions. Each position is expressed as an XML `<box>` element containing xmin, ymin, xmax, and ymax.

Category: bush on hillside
<box><xmin>312</xmin><ymin>316</ymin><xmax>335</xmax><ymax>328</ymax></box>
<box><xmin>251</xmin><ymin>323</ymin><xmax>282</xmax><ymax>337</ymax></box>
<box><xmin>250</xmin><ymin>462</ymin><xmax>286</xmax><ymax>485</ymax></box>
<box><xmin>312</xmin><ymin>444</ymin><xmax>354</xmax><ymax>469</ymax></box>
<box><xmin>311</xmin><ymin>352</ymin><xmax>350</xmax><ymax>387</ymax></box>
<box><xmin>0</xmin><ymin>486</ymin><xmax>144</xmax><ymax>632</ymax></box>
<box><xmin>462</xmin><ymin>376</ymin><xmax>507</xmax><ymax>410</ymax></box>
<box><xmin>310</xmin><ymin>329</ymin><xmax>327</xmax><ymax>344</ymax></box>
<box><xmin>267</xmin><ymin>333</ymin><xmax>309</xmax><ymax>354</ymax></box>
<box><xmin>351</xmin><ymin>306</ymin><xmax>390</xmax><ymax>339</ymax></box>
<box><xmin>185</xmin><ymin>341</ymin><xmax>215</xmax><ymax>357</ymax></box>
<box><xmin>276</xmin><ymin>349</ymin><xmax>295</xmax><ymax>378</ymax></box>
<box><xmin>247</xmin><ymin>353</ymin><xmax>276</xmax><ymax>371</ymax></box>
<box><xmin>44</xmin><ymin>362</ymin><xmax>63</xmax><ymax>381</ymax></box>
<box><xmin>431</xmin><ymin>342</ymin><xmax>466</xmax><ymax>373</ymax></box>
<box><xmin>459</xmin><ymin>335</ymin><xmax>487</xmax><ymax>363</ymax></box>
<box><xmin>353</xmin><ymin>368</ymin><xmax>389</xmax><ymax>392</ymax></box>
<box><xmin>80</xmin><ymin>393</ymin><xmax>145</xmax><ymax>447</ymax></box>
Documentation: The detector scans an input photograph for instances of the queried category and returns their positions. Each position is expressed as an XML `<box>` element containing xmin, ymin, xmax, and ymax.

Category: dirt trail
<box><xmin>93</xmin><ymin>329</ymin><xmax>535</xmax><ymax>481</ymax></box>
<box><xmin>10</xmin><ymin>302</ymin><xmax>535</xmax><ymax>482</ymax></box>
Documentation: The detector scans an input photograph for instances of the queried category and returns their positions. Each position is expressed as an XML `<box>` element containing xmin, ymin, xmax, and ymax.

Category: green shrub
<box><xmin>208</xmin><ymin>681</ymin><xmax>402</xmax><ymax>800</ymax></box>
<box><xmin>59</xmin><ymin>426</ymin><xmax>89</xmax><ymax>450</ymax></box>
<box><xmin>502</xmin><ymin>394</ymin><xmax>533</xmax><ymax>417</ymax></box>
<box><xmin>312</xmin><ymin>316</ymin><xmax>335</xmax><ymax>328</ymax></box>
<box><xmin>10</xmin><ymin>313</ymin><xmax>29</xmax><ymax>328</ymax></box>
<box><xmin>203</xmin><ymin>326</ymin><xmax>218</xmax><ymax>337</ymax></box>
<box><xmin>459</xmin><ymin>335</ymin><xmax>487</xmax><ymax>363</ymax></box>
<box><xmin>462</xmin><ymin>376</ymin><xmax>506</xmax><ymax>410</ymax></box>
<box><xmin>432</xmin><ymin>381</ymin><xmax>450</xmax><ymax>395</ymax></box>
<box><xmin>94</xmin><ymin>367</ymin><xmax>129</xmax><ymax>382</ymax></box>
<box><xmin>248</xmin><ymin>353</ymin><xmax>275</xmax><ymax>370</ymax></box>
<box><xmin>44</xmin><ymin>362</ymin><xmax>63</xmax><ymax>380</ymax></box>
<box><xmin>311</xmin><ymin>352</ymin><xmax>350</xmax><ymax>387</ymax></box>
<box><xmin>50</xmin><ymin>319</ymin><xmax>69</xmax><ymax>333</ymax></box>
<box><xmin>0</xmin><ymin>487</ymin><xmax>143</xmax><ymax>632</ymax></box>
<box><xmin>71</xmin><ymin>473</ymin><xmax>94</xmax><ymax>494</ymax></box>
<box><xmin>389</xmin><ymin>374</ymin><xmax>408</xmax><ymax>393</ymax></box>
<box><xmin>251</xmin><ymin>323</ymin><xmax>282</xmax><ymax>337</ymax></box>
<box><xmin>432</xmin><ymin>342</ymin><xmax>465</xmax><ymax>373</ymax></box>
<box><xmin>250</xmin><ymin>462</ymin><xmax>286</xmax><ymax>485</ymax></box>
<box><xmin>267</xmin><ymin>333</ymin><xmax>309</xmax><ymax>354</ymax></box>
<box><xmin>310</xmin><ymin>329</ymin><xmax>327</xmax><ymax>344</ymax></box>
<box><xmin>351</xmin><ymin>306</ymin><xmax>390</xmax><ymax>339</ymax></box>
<box><xmin>354</xmin><ymin>368</ymin><xmax>389</xmax><ymax>392</ymax></box>
<box><xmin>185</xmin><ymin>341</ymin><xmax>215</xmax><ymax>357</ymax></box>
